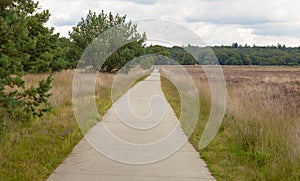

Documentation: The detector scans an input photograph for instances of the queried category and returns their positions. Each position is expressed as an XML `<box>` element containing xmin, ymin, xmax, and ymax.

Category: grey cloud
<box><xmin>39</xmin><ymin>0</ymin><xmax>300</xmax><ymax>46</ymax></box>
<box><xmin>108</xmin><ymin>0</ymin><xmax>159</xmax><ymax>5</ymax></box>
<box><xmin>52</xmin><ymin>19</ymin><xmax>78</xmax><ymax>27</ymax></box>
<box><xmin>185</xmin><ymin>16</ymin><xmax>275</xmax><ymax>26</ymax></box>
<box><xmin>252</xmin><ymin>23</ymin><xmax>300</xmax><ymax>38</ymax></box>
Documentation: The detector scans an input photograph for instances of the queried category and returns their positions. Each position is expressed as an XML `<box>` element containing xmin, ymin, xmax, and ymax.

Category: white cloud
<box><xmin>108</xmin><ymin>0</ymin><xmax>159</xmax><ymax>5</ymax></box>
<box><xmin>184</xmin><ymin>22</ymin><xmax>256</xmax><ymax>46</ymax></box>
<box><xmin>38</xmin><ymin>0</ymin><xmax>300</xmax><ymax>46</ymax></box>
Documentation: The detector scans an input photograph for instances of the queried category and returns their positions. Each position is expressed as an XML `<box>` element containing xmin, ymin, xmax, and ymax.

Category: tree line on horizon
<box><xmin>145</xmin><ymin>43</ymin><xmax>300</xmax><ymax>66</ymax></box>
<box><xmin>212</xmin><ymin>43</ymin><xmax>300</xmax><ymax>66</ymax></box>
<box><xmin>1</xmin><ymin>0</ymin><xmax>299</xmax><ymax>128</ymax></box>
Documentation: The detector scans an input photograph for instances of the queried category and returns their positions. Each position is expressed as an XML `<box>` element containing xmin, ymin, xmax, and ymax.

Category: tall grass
<box><xmin>222</xmin><ymin>66</ymin><xmax>300</xmax><ymax>180</ymax></box>
<box><xmin>0</xmin><ymin>70</ymin><xmax>114</xmax><ymax>180</ymax></box>
<box><xmin>161</xmin><ymin>65</ymin><xmax>300</xmax><ymax>180</ymax></box>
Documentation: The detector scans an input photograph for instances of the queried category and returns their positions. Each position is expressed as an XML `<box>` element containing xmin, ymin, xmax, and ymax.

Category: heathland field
<box><xmin>2</xmin><ymin>2</ymin><xmax>300</xmax><ymax>180</ymax></box>
<box><xmin>161</xmin><ymin>66</ymin><xmax>300</xmax><ymax>180</ymax></box>
<box><xmin>0</xmin><ymin>66</ymin><xmax>299</xmax><ymax>180</ymax></box>
<box><xmin>0</xmin><ymin>71</ymin><xmax>115</xmax><ymax>180</ymax></box>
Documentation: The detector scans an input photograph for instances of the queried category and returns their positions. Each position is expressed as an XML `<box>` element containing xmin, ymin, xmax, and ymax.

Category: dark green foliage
<box><xmin>22</xmin><ymin>76</ymin><xmax>53</xmax><ymax>117</ymax></box>
<box><xmin>212</xmin><ymin>44</ymin><xmax>300</xmax><ymax>66</ymax></box>
<box><xmin>0</xmin><ymin>0</ymin><xmax>68</xmax><ymax>73</ymax></box>
<box><xmin>104</xmin><ymin>40</ymin><xmax>145</xmax><ymax>72</ymax></box>
<box><xmin>167</xmin><ymin>46</ymin><xmax>197</xmax><ymax>65</ymax></box>
<box><xmin>146</xmin><ymin>45</ymin><xmax>197</xmax><ymax>65</ymax></box>
<box><xmin>146</xmin><ymin>44</ymin><xmax>300</xmax><ymax>66</ymax></box>
<box><xmin>18</xmin><ymin>1</ymin><xmax>67</xmax><ymax>72</ymax></box>
<box><xmin>69</xmin><ymin>10</ymin><xmax>146</xmax><ymax>72</ymax></box>
<box><xmin>0</xmin><ymin>0</ymin><xmax>54</xmax><ymax>129</ymax></box>
<box><xmin>147</xmin><ymin>45</ymin><xmax>171</xmax><ymax>56</ymax></box>
<box><xmin>145</xmin><ymin>45</ymin><xmax>172</xmax><ymax>65</ymax></box>
<box><xmin>69</xmin><ymin>10</ymin><xmax>125</xmax><ymax>57</ymax></box>
<box><xmin>58</xmin><ymin>37</ymin><xmax>77</xmax><ymax>68</ymax></box>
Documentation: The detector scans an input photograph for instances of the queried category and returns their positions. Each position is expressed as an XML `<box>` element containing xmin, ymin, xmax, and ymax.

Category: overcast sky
<box><xmin>38</xmin><ymin>0</ymin><xmax>300</xmax><ymax>47</ymax></box>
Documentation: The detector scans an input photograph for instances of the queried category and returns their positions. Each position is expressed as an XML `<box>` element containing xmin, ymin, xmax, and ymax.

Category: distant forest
<box><xmin>1</xmin><ymin>0</ymin><xmax>299</xmax><ymax>123</ymax></box>
<box><xmin>213</xmin><ymin>43</ymin><xmax>300</xmax><ymax>66</ymax></box>
<box><xmin>148</xmin><ymin>43</ymin><xmax>300</xmax><ymax>66</ymax></box>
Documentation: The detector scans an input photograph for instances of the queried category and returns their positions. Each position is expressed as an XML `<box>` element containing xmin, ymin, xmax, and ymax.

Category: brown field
<box><xmin>1</xmin><ymin>66</ymin><xmax>299</xmax><ymax>180</ymax></box>
<box><xmin>161</xmin><ymin>65</ymin><xmax>300</xmax><ymax>180</ymax></box>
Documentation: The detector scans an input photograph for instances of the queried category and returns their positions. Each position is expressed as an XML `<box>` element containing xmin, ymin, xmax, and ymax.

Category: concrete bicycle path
<box><xmin>47</xmin><ymin>71</ymin><xmax>215</xmax><ymax>181</ymax></box>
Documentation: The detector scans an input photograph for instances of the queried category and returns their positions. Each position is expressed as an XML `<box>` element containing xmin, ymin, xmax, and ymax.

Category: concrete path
<box><xmin>47</xmin><ymin>71</ymin><xmax>215</xmax><ymax>181</ymax></box>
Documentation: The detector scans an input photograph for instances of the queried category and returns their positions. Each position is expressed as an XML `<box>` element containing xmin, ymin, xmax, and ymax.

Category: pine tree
<box><xmin>14</xmin><ymin>0</ymin><xmax>67</xmax><ymax>72</ymax></box>
<box><xmin>69</xmin><ymin>10</ymin><xmax>146</xmax><ymax>72</ymax></box>
<box><xmin>0</xmin><ymin>0</ymin><xmax>53</xmax><ymax>127</ymax></box>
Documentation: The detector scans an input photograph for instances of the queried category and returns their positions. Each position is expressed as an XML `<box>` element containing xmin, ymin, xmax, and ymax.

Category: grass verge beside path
<box><xmin>0</xmin><ymin>71</ymin><xmax>113</xmax><ymax>180</ymax></box>
<box><xmin>160</xmin><ymin>67</ymin><xmax>300</xmax><ymax>181</ymax></box>
<box><xmin>0</xmin><ymin>70</ymin><xmax>150</xmax><ymax>180</ymax></box>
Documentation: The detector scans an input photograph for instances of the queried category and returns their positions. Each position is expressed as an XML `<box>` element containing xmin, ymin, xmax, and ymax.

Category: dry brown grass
<box><xmin>220</xmin><ymin>67</ymin><xmax>299</xmax><ymax>146</ymax></box>
<box><xmin>23</xmin><ymin>70</ymin><xmax>115</xmax><ymax>107</ymax></box>
<box><xmin>162</xmin><ymin>65</ymin><xmax>300</xmax><ymax>180</ymax></box>
<box><xmin>204</xmin><ymin>66</ymin><xmax>299</xmax><ymax>179</ymax></box>
<box><xmin>1</xmin><ymin>70</ymin><xmax>115</xmax><ymax>180</ymax></box>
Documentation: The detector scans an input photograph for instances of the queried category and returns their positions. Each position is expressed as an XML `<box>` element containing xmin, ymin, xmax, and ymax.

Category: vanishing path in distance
<box><xmin>47</xmin><ymin>71</ymin><xmax>215</xmax><ymax>181</ymax></box>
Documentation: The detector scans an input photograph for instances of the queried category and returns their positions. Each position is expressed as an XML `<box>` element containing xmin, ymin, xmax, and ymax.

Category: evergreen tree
<box><xmin>0</xmin><ymin>0</ymin><xmax>53</xmax><ymax>126</ymax></box>
<box><xmin>14</xmin><ymin>0</ymin><xmax>67</xmax><ymax>72</ymax></box>
<box><xmin>69</xmin><ymin>10</ymin><xmax>146</xmax><ymax>72</ymax></box>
